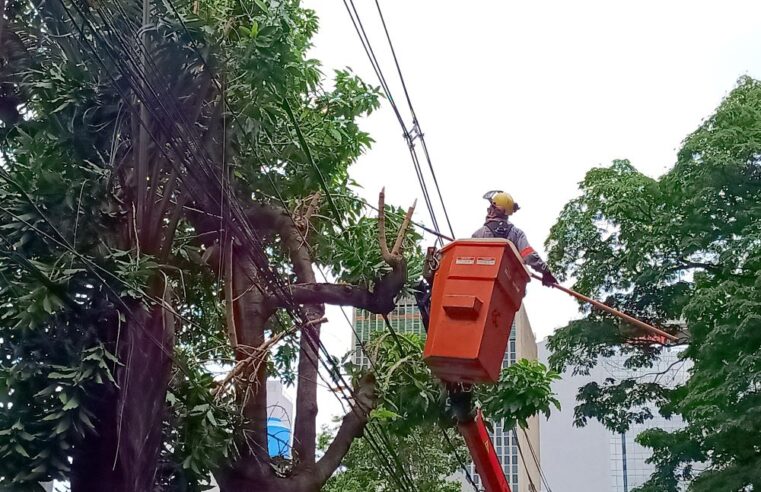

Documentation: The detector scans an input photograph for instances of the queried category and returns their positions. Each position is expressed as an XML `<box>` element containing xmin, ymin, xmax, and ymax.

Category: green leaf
<box><xmin>62</xmin><ymin>394</ymin><xmax>80</xmax><ymax>410</ymax></box>
<box><xmin>14</xmin><ymin>444</ymin><xmax>30</xmax><ymax>458</ymax></box>
<box><xmin>78</xmin><ymin>409</ymin><xmax>95</xmax><ymax>430</ymax></box>
<box><xmin>54</xmin><ymin>418</ymin><xmax>71</xmax><ymax>435</ymax></box>
<box><xmin>190</xmin><ymin>403</ymin><xmax>209</xmax><ymax>415</ymax></box>
<box><xmin>42</xmin><ymin>412</ymin><xmax>64</xmax><ymax>422</ymax></box>
<box><xmin>370</xmin><ymin>407</ymin><xmax>400</xmax><ymax>422</ymax></box>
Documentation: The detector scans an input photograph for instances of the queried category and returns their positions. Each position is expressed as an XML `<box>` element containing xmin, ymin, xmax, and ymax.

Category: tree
<box><xmin>319</xmin><ymin>331</ymin><xmax>559</xmax><ymax>492</ymax></box>
<box><xmin>0</xmin><ymin>0</ymin><xmax>561</xmax><ymax>490</ymax></box>
<box><xmin>320</xmin><ymin>423</ymin><xmax>465</xmax><ymax>492</ymax></box>
<box><xmin>544</xmin><ymin>76</ymin><xmax>761</xmax><ymax>491</ymax></box>
<box><xmin>0</xmin><ymin>0</ymin><xmax>416</xmax><ymax>490</ymax></box>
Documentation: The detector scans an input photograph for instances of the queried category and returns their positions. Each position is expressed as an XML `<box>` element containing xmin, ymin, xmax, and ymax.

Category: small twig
<box><xmin>72</xmin><ymin>179</ymin><xmax>88</xmax><ymax>251</ymax></box>
<box><xmin>302</xmin><ymin>191</ymin><xmax>321</xmax><ymax>229</ymax></box>
<box><xmin>223</xmin><ymin>238</ymin><xmax>238</xmax><ymax>350</ymax></box>
<box><xmin>131</xmin><ymin>203</ymin><xmax>141</xmax><ymax>259</ymax></box>
<box><xmin>231</xmin><ymin>280</ymin><xmax>259</xmax><ymax>302</ymax></box>
<box><xmin>213</xmin><ymin>317</ymin><xmax>327</xmax><ymax>399</ymax></box>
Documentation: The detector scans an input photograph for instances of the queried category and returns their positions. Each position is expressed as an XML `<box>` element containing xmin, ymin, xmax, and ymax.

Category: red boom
<box><xmin>458</xmin><ymin>408</ymin><xmax>512</xmax><ymax>492</ymax></box>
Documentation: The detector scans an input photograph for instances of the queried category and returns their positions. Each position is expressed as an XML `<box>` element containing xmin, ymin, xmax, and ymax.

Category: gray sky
<box><xmin>297</xmin><ymin>0</ymin><xmax>761</xmax><ymax>429</ymax></box>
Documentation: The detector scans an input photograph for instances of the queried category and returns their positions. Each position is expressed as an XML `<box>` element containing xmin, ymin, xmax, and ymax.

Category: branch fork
<box><xmin>378</xmin><ymin>187</ymin><xmax>416</xmax><ymax>268</ymax></box>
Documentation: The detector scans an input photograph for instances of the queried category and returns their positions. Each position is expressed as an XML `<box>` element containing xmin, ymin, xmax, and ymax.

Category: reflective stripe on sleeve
<box><xmin>520</xmin><ymin>246</ymin><xmax>535</xmax><ymax>257</ymax></box>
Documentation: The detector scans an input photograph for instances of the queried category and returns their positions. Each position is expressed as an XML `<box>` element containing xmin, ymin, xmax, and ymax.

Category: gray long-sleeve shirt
<box><xmin>472</xmin><ymin>219</ymin><xmax>549</xmax><ymax>274</ymax></box>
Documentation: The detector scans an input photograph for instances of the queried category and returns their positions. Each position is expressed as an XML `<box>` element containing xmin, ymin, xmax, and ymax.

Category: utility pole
<box><xmin>621</xmin><ymin>431</ymin><xmax>629</xmax><ymax>492</ymax></box>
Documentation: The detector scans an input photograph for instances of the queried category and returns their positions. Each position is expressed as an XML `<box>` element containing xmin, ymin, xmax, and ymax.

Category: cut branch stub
<box><xmin>392</xmin><ymin>199</ymin><xmax>416</xmax><ymax>255</ymax></box>
<box><xmin>378</xmin><ymin>188</ymin><xmax>416</xmax><ymax>267</ymax></box>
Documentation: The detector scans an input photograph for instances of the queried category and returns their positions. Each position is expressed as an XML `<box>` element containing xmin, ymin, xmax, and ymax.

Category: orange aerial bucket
<box><xmin>423</xmin><ymin>239</ymin><xmax>530</xmax><ymax>384</ymax></box>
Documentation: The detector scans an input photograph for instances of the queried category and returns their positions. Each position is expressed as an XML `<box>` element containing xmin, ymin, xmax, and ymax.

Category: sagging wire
<box><xmin>27</xmin><ymin>0</ymin><xmax>423</xmax><ymax>487</ymax></box>
<box><xmin>340</xmin><ymin>0</ymin><xmax>443</xmax><ymax>244</ymax></box>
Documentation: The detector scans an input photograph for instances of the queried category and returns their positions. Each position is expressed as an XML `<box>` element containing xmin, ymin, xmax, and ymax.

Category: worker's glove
<box><xmin>542</xmin><ymin>270</ymin><xmax>558</xmax><ymax>286</ymax></box>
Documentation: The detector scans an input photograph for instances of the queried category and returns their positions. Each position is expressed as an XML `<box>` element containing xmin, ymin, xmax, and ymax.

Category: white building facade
<box><xmin>538</xmin><ymin>342</ymin><xmax>690</xmax><ymax>492</ymax></box>
<box><xmin>468</xmin><ymin>306</ymin><xmax>541</xmax><ymax>492</ymax></box>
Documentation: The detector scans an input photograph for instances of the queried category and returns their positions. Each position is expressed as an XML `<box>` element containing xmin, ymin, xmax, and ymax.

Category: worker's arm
<box><xmin>510</xmin><ymin>228</ymin><xmax>558</xmax><ymax>286</ymax></box>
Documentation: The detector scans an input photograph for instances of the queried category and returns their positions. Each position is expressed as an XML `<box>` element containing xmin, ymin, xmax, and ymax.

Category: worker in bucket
<box><xmin>472</xmin><ymin>190</ymin><xmax>558</xmax><ymax>286</ymax></box>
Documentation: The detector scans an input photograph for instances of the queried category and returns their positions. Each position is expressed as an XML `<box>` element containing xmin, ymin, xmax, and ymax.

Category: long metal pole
<box><xmin>529</xmin><ymin>273</ymin><xmax>679</xmax><ymax>342</ymax></box>
<box><xmin>621</xmin><ymin>432</ymin><xmax>629</xmax><ymax>492</ymax></box>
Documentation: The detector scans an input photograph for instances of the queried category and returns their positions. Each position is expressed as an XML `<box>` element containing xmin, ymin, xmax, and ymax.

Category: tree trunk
<box><xmin>216</xmin><ymin>472</ymin><xmax>324</xmax><ymax>492</ymax></box>
<box><xmin>213</xmin><ymin>199</ymin><xmax>406</xmax><ymax>491</ymax></box>
<box><xmin>213</xmin><ymin>251</ymin><xmax>275</xmax><ymax>488</ymax></box>
<box><xmin>71</xmin><ymin>299</ymin><xmax>174</xmax><ymax>492</ymax></box>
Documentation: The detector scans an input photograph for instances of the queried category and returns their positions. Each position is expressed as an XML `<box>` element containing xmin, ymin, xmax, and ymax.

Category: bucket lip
<box><xmin>440</xmin><ymin>239</ymin><xmax>525</xmax><ymax>266</ymax></box>
<box><xmin>440</xmin><ymin>238</ymin><xmax>510</xmax><ymax>254</ymax></box>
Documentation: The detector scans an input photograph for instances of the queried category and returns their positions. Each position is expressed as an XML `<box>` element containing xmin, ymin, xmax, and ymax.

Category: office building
<box><xmin>353</xmin><ymin>298</ymin><xmax>541</xmax><ymax>492</ymax></box>
<box><xmin>538</xmin><ymin>342</ymin><xmax>690</xmax><ymax>492</ymax></box>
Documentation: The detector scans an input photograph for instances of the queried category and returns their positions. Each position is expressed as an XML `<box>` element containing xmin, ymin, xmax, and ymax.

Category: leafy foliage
<box><xmin>158</xmin><ymin>354</ymin><xmax>238</xmax><ymax>491</ymax></box>
<box><xmin>480</xmin><ymin>359</ymin><xmax>560</xmax><ymax>430</ymax></box>
<box><xmin>348</xmin><ymin>331</ymin><xmax>559</xmax><ymax>439</ymax></box>
<box><xmin>545</xmin><ymin>76</ymin><xmax>761</xmax><ymax>491</ymax></box>
<box><xmin>0</xmin><ymin>0</ymin><xmax>433</xmax><ymax>487</ymax></box>
<box><xmin>0</xmin><ymin>342</ymin><xmax>118</xmax><ymax>486</ymax></box>
<box><xmin>319</xmin><ymin>204</ymin><xmax>424</xmax><ymax>295</ymax></box>
<box><xmin>320</xmin><ymin>423</ymin><xmax>464</xmax><ymax>492</ymax></box>
<box><xmin>345</xmin><ymin>332</ymin><xmax>448</xmax><ymax>434</ymax></box>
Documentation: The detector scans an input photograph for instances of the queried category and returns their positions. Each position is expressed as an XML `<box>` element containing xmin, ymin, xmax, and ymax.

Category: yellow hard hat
<box><xmin>482</xmin><ymin>190</ymin><xmax>519</xmax><ymax>215</ymax></box>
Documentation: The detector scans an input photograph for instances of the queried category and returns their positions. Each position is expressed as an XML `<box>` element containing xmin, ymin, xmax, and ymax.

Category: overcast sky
<box><xmin>297</xmin><ymin>0</ymin><xmax>761</xmax><ymax>429</ymax></box>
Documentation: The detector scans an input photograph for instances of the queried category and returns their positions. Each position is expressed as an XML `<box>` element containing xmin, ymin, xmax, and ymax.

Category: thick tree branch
<box><xmin>378</xmin><ymin>187</ymin><xmax>392</xmax><ymax>263</ymax></box>
<box><xmin>230</xmin><ymin>254</ymin><xmax>273</xmax><ymax>468</ymax></box>
<box><xmin>315</xmin><ymin>374</ymin><xmax>376</xmax><ymax>484</ymax></box>
<box><xmin>284</xmin><ymin>264</ymin><xmax>406</xmax><ymax>315</ymax></box>
<box><xmin>392</xmin><ymin>199</ymin><xmax>416</xmax><ymax>256</ymax></box>
<box><xmin>213</xmin><ymin>191</ymin><xmax>410</xmax><ymax>475</ymax></box>
<box><xmin>244</xmin><ymin>201</ymin><xmax>326</xmax><ymax>466</ymax></box>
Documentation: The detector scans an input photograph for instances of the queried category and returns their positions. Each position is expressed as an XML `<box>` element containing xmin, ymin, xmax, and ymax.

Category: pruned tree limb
<box><xmin>378</xmin><ymin>188</ymin><xmax>416</xmax><ymax>267</ymax></box>
<box><xmin>315</xmin><ymin>373</ymin><xmax>376</xmax><ymax>484</ymax></box>
<box><xmin>282</xmin><ymin>266</ymin><xmax>406</xmax><ymax>315</ymax></box>
<box><xmin>392</xmin><ymin>199</ymin><xmax>416</xmax><ymax>256</ymax></box>
<box><xmin>378</xmin><ymin>187</ymin><xmax>392</xmax><ymax>263</ymax></box>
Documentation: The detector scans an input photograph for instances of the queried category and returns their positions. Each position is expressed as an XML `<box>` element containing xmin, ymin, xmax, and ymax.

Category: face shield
<box><xmin>482</xmin><ymin>190</ymin><xmax>504</xmax><ymax>202</ymax></box>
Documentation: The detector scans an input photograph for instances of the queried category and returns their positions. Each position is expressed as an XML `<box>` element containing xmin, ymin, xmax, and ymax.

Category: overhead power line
<box><xmin>371</xmin><ymin>0</ymin><xmax>456</xmax><ymax>240</ymax></box>
<box><xmin>340</xmin><ymin>3</ymin><xmax>477</xmax><ymax>488</ymax></box>
<box><xmin>39</xmin><ymin>1</ymin><xmax>420</xmax><ymax>488</ymax></box>
<box><xmin>341</xmin><ymin>0</ymin><xmax>455</xmax><ymax>243</ymax></box>
<box><xmin>144</xmin><ymin>1</ymin><xmax>423</xmax><ymax>487</ymax></box>
<box><xmin>519</xmin><ymin>427</ymin><xmax>554</xmax><ymax>492</ymax></box>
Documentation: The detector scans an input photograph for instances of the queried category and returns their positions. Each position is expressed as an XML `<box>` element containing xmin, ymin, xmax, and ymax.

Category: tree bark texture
<box><xmin>71</xmin><ymin>299</ymin><xmax>175</xmax><ymax>492</ymax></box>
<box><xmin>213</xmin><ymin>203</ymin><xmax>407</xmax><ymax>491</ymax></box>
